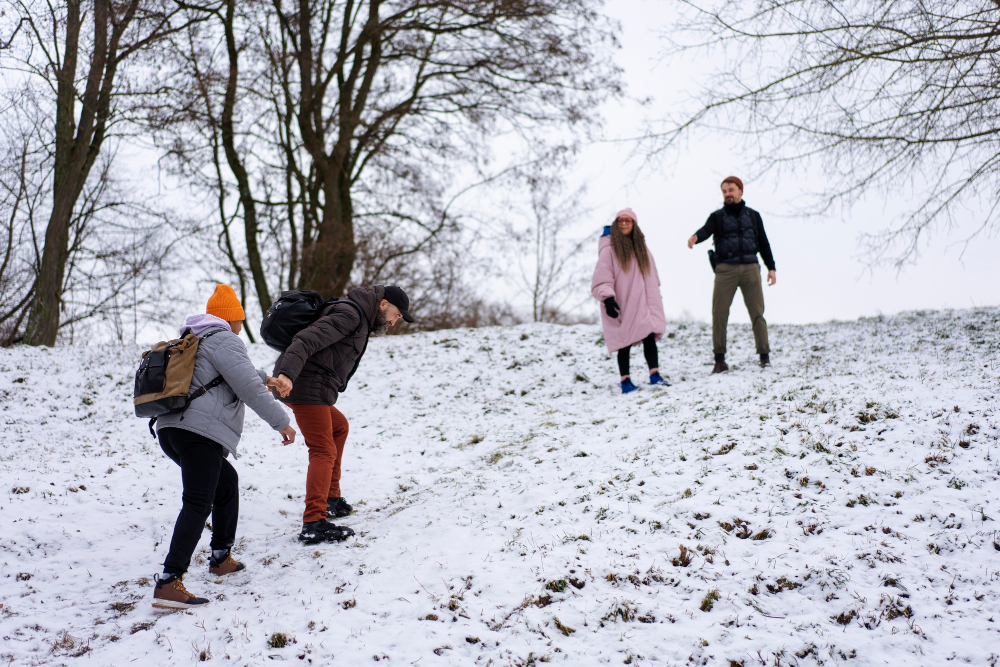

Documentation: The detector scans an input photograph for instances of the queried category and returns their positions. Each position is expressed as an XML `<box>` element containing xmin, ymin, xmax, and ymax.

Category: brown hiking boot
<box><xmin>759</xmin><ymin>355</ymin><xmax>771</xmax><ymax>368</ymax></box>
<box><xmin>712</xmin><ymin>360</ymin><xmax>729</xmax><ymax>374</ymax></box>
<box><xmin>152</xmin><ymin>573</ymin><xmax>209</xmax><ymax>610</ymax></box>
<box><xmin>209</xmin><ymin>552</ymin><xmax>245</xmax><ymax>576</ymax></box>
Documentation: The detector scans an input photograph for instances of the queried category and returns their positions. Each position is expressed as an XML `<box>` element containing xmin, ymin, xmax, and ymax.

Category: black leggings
<box><xmin>617</xmin><ymin>333</ymin><xmax>659</xmax><ymax>378</ymax></box>
<box><xmin>158</xmin><ymin>427</ymin><xmax>239</xmax><ymax>574</ymax></box>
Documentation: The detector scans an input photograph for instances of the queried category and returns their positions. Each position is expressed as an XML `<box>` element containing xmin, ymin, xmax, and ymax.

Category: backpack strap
<box><xmin>147</xmin><ymin>328</ymin><xmax>227</xmax><ymax>438</ymax></box>
<box><xmin>324</xmin><ymin>298</ymin><xmax>367</xmax><ymax>335</ymax></box>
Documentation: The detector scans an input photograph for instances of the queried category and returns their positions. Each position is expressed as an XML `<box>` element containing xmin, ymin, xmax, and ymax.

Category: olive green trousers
<box><xmin>712</xmin><ymin>262</ymin><xmax>769</xmax><ymax>356</ymax></box>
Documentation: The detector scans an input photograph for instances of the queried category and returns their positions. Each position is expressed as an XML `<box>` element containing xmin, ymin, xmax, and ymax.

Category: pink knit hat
<box><xmin>614</xmin><ymin>208</ymin><xmax>637</xmax><ymax>223</ymax></box>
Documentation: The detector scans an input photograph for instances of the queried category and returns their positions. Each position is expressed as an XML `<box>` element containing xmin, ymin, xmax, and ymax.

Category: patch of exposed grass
<box><xmin>553</xmin><ymin>616</ymin><xmax>575</xmax><ymax>636</ymax></box>
<box><xmin>108</xmin><ymin>601</ymin><xmax>134</xmax><ymax>617</ymax></box>
<box><xmin>765</xmin><ymin>577</ymin><xmax>801</xmax><ymax>594</ymax></box>
<box><xmin>700</xmin><ymin>589</ymin><xmax>721</xmax><ymax>612</ymax></box>
<box><xmin>562</xmin><ymin>533</ymin><xmax>591</xmax><ymax>543</ymax></box>
<box><xmin>832</xmin><ymin>610</ymin><xmax>856</xmax><ymax>626</ymax></box>
<box><xmin>846</xmin><ymin>494</ymin><xmax>872</xmax><ymax>508</ymax></box>
<box><xmin>601</xmin><ymin>600</ymin><xmax>637</xmax><ymax>624</ymax></box>
<box><xmin>719</xmin><ymin>517</ymin><xmax>752</xmax><ymax>539</ymax></box>
<box><xmin>671</xmin><ymin>545</ymin><xmax>693</xmax><ymax>567</ymax></box>
<box><xmin>129</xmin><ymin>621</ymin><xmax>154</xmax><ymax>634</ymax></box>
<box><xmin>545</xmin><ymin>579</ymin><xmax>567</xmax><ymax>593</ymax></box>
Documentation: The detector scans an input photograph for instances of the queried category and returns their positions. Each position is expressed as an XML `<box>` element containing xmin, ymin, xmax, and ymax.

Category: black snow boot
<box><xmin>327</xmin><ymin>497</ymin><xmax>354</xmax><ymax>519</ymax></box>
<box><xmin>299</xmin><ymin>520</ymin><xmax>355</xmax><ymax>545</ymax></box>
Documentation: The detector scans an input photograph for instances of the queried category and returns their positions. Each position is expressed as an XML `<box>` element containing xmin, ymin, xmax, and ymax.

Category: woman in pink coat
<box><xmin>591</xmin><ymin>208</ymin><xmax>669</xmax><ymax>393</ymax></box>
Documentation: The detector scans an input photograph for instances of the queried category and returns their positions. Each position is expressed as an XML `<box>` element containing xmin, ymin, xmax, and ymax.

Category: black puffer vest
<box><xmin>714</xmin><ymin>201</ymin><xmax>758</xmax><ymax>264</ymax></box>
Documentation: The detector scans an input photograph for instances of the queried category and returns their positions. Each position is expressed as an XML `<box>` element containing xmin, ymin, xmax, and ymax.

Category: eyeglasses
<box><xmin>615</xmin><ymin>217</ymin><xmax>632</xmax><ymax>223</ymax></box>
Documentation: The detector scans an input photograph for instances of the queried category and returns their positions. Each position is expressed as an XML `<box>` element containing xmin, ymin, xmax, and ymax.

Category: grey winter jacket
<box><xmin>155</xmin><ymin>323</ymin><xmax>290</xmax><ymax>456</ymax></box>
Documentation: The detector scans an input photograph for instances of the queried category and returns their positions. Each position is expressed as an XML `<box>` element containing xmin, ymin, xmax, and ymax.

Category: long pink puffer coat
<box><xmin>591</xmin><ymin>232</ymin><xmax>666</xmax><ymax>353</ymax></box>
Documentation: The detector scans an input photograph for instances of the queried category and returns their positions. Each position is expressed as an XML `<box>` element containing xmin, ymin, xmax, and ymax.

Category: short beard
<box><xmin>370</xmin><ymin>308</ymin><xmax>389</xmax><ymax>337</ymax></box>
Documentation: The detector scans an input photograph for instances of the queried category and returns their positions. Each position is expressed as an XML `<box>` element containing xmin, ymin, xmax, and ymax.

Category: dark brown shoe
<box><xmin>712</xmin><ymin>360</ymin><xmax>729</xmax><ymax>374</ymax></box>
<box><xmin>759</xmin><ymin>355</ymin><xmax>771</xmax><ymax>368</ymax></box>
<box><xmin>152</xmin><ymin>574</ymin><xmax>209</xmax><ymax>610</ymax></box>
<box><xmin>209</xmin><ymin>552</ymin><xmax>245</xmax><ymax>576</ymax></box>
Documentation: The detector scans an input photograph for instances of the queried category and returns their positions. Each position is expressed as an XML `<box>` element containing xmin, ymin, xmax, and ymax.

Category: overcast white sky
<box><xmin>551</xmin><ymin>0</ymin><xmax>1000</xmax><ymax>326</ymax></box>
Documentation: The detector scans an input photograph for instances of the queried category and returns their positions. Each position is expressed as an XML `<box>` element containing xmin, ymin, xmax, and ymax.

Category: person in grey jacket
<box><xmin>152</xmin><ymin>284</ymin><xmax>296</xmax><ymax>610</ymax></box>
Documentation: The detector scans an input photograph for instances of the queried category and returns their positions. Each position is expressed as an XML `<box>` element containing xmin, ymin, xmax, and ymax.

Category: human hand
<box><xmin>767</xmin><ymin>270</ymin><xmax>776</xmax><ymax>286</ymax></box>
<box><xmin>279</xmin><ymin>425</ymin><xmax>296</xmax><ymax>445</ymax></box>
<box><xmin>268</xmin><ymin>374</ymin><xmax>293</xmax><ymax>397</ymax></box>
<box><xmin>687</xmin><ymin>235</ymin><xmax>698</xmax><ymax>249</ymax></box>
<box><xmin>603</xmin><ymin>296</ymin><xmax>620</xmax><ymax>319</ymax></box>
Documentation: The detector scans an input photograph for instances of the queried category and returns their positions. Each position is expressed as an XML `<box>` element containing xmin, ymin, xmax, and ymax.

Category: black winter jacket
<box><xmin>693</xmin><ymin>201</ymin><xmax>775</xmax><ymax>271</ymax></box>
<box><xmin>271</xmin><ymin>285</ymin><xmax>384</xmax><ymax>405</ymax></box>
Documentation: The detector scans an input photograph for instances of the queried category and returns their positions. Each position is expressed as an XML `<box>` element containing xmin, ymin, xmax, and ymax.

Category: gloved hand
<box><xmin>603</xmin><ymin>296</ymin><xmax>620</xmax><ymax>319</ymax></box>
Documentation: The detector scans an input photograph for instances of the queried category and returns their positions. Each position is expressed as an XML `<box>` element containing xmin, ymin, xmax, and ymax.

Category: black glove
<box><xmin>603</xmin><ymin>297</ymin><xmax>620</xmax><ymax>319</ymax></box>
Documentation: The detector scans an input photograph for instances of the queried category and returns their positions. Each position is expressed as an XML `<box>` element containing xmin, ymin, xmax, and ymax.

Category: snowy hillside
<box><xmin>2</xmin><ymin>308</ymin><xmax>999</xmax><ymax>666</ymax></box>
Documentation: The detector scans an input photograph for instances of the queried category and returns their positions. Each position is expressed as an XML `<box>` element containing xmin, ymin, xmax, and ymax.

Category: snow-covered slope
<box><xmin>1</xmin><ymin>308</ymin><xmax>999</xmax><ymax>666</ymax></box>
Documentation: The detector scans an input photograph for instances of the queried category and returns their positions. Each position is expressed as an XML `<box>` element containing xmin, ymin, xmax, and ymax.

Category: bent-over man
<box><xmin>271</xmin><ymin>285</ymin><xmax>413</xmax><ymax>544</ymax></box>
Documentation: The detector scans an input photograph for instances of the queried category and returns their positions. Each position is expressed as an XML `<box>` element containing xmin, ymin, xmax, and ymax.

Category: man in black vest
<box><xmin>687</xmin><ymin>176</ymin><xmax>776</xmax><ymax>373</ymax></box>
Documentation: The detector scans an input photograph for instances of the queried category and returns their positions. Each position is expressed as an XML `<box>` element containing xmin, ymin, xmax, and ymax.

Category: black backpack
<box><xmin>260</xmin><ymin>290</ymin><xmax>366</xmax><ymax>352</ymax></box>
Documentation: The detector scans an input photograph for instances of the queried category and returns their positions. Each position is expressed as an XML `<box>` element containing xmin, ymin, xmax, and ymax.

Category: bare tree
<box><xmin>149</xmin><ymin>0</ymin><xmax>621</xmax><ymax>321</ymax></box>
<box><xmin>0</xmin><ymin>82</ymin><xmax>187</xmax><ymax>346</ymax></box>
<box><xmin>503</xmin><ymin>177</ymin><xmax>593</xmax><ymax>323</ymax></box>
<box><xmin>0</xmin><ymin>89</ymin><xmax>45</xmax><ymax>345</ymax></box>
<box><xmin>0</xmin><ymin>0</ymin><xmax>212</xmax><ymax>346</ymax></box>
<box><xmin>650</xmin><ymin>0</ymin><xmax>1000</xmax><ymax>267</ymax></box>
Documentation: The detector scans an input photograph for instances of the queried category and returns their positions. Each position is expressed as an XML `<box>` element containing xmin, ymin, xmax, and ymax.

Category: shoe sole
<box><xmin>298</xmin><ymin>532</ymin><xmax>352</xmax><ymax>544</ymax></box>
<box><xmin>152</xmin><ymin>599</ymin><xmax>209</xmax><ymax>610</ymax></box>
<box><xmin>209</xmin><ymin>566</ymin><xmax>245</xmax><ymax>576</ymax></box>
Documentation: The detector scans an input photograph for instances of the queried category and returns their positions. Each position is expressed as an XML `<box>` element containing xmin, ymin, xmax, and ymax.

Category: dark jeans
<box><xmin>158</xmin><ymin>427</ymin><xmax>238</xmax><ymax>574</ymax></box>
<box><xmin>617</xmin><ymin>333</ymin><xmax>659</xmax><ymax>378</ymax></box>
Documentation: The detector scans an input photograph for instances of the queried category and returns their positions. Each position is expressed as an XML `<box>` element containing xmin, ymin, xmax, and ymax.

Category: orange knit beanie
<box><xmin>206</xmin><ymin>284</ymin><xmax>245</xmax><ymax>322</ymax></box>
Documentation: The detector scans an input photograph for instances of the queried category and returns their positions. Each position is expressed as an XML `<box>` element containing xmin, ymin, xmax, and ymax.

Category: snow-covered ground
<box><xmin>2</xmin><ymin>308</ymin><xmax>999</xmax><ymax>666</ymax></box>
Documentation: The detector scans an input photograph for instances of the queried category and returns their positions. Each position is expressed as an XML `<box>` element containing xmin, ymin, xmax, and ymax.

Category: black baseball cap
<box><xmin>383</xmin><ymin>285</ymin><xmax>414</xmax><ymax>323</ymax></box>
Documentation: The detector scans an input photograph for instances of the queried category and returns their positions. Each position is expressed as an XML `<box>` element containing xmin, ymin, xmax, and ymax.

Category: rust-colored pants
<box><xmin>290</xmin><ymin>404</ymin><xmax>350</xmax><ymax>523</ymax></box>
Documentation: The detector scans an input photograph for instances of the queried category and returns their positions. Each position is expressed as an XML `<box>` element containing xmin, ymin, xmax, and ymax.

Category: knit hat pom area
<box><xmin>206</xmin><ymin>284</ymin><xmax>245</xmax><ymax>322</ymax></box>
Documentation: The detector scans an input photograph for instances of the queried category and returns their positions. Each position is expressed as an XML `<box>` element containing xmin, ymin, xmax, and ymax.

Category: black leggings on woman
<box><xmin>617</xmin><ymin>333</ymin><xmax>659</xmax><ymax>378</ymax></box>
<box><xmin>158</xmin><ymin>427</ymin><xmax>238</xmax><ymax>575</ymax></box>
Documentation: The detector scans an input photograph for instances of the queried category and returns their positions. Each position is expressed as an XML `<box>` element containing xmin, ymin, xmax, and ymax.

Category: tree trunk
<box><xmin>221</xmin><ymin>0</ymin><xmax>272</xmax><ymax>315</ymax></box>
<box><xmin>23</xmin><ymin>0</ymin><xmax>95</xmax><ymax>346</ymax></box>
<box><xmin>299</xmin><ymin>164</ymin><xmax>355</xmax><ymax>297</ymax></box>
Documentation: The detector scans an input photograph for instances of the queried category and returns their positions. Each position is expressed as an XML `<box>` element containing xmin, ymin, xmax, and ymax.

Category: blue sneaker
<box><xmin>621</xmin><ymin>378</ymin><xmax>639</xmax><ymax>394</ymax></box>
<box><xmin>649</xmin><ymin>372</ymin><xmax>670</xmax><ymax>386</ymax></box>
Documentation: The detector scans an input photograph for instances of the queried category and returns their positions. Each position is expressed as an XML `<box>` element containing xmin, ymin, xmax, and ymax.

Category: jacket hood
<box><xmin>347</xmin><ymin>285</ymin><xmax>386</xmax><ymax>328</ymax></box>
<box><xmin>598</xmin><ymin>234</ymin><xmax>612</xmax><ymax>251</ymax></box>
<box><xmin>181</xmin><ymin>314</ymin><xmax>232</xmax><ymax>336</ymax></box>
